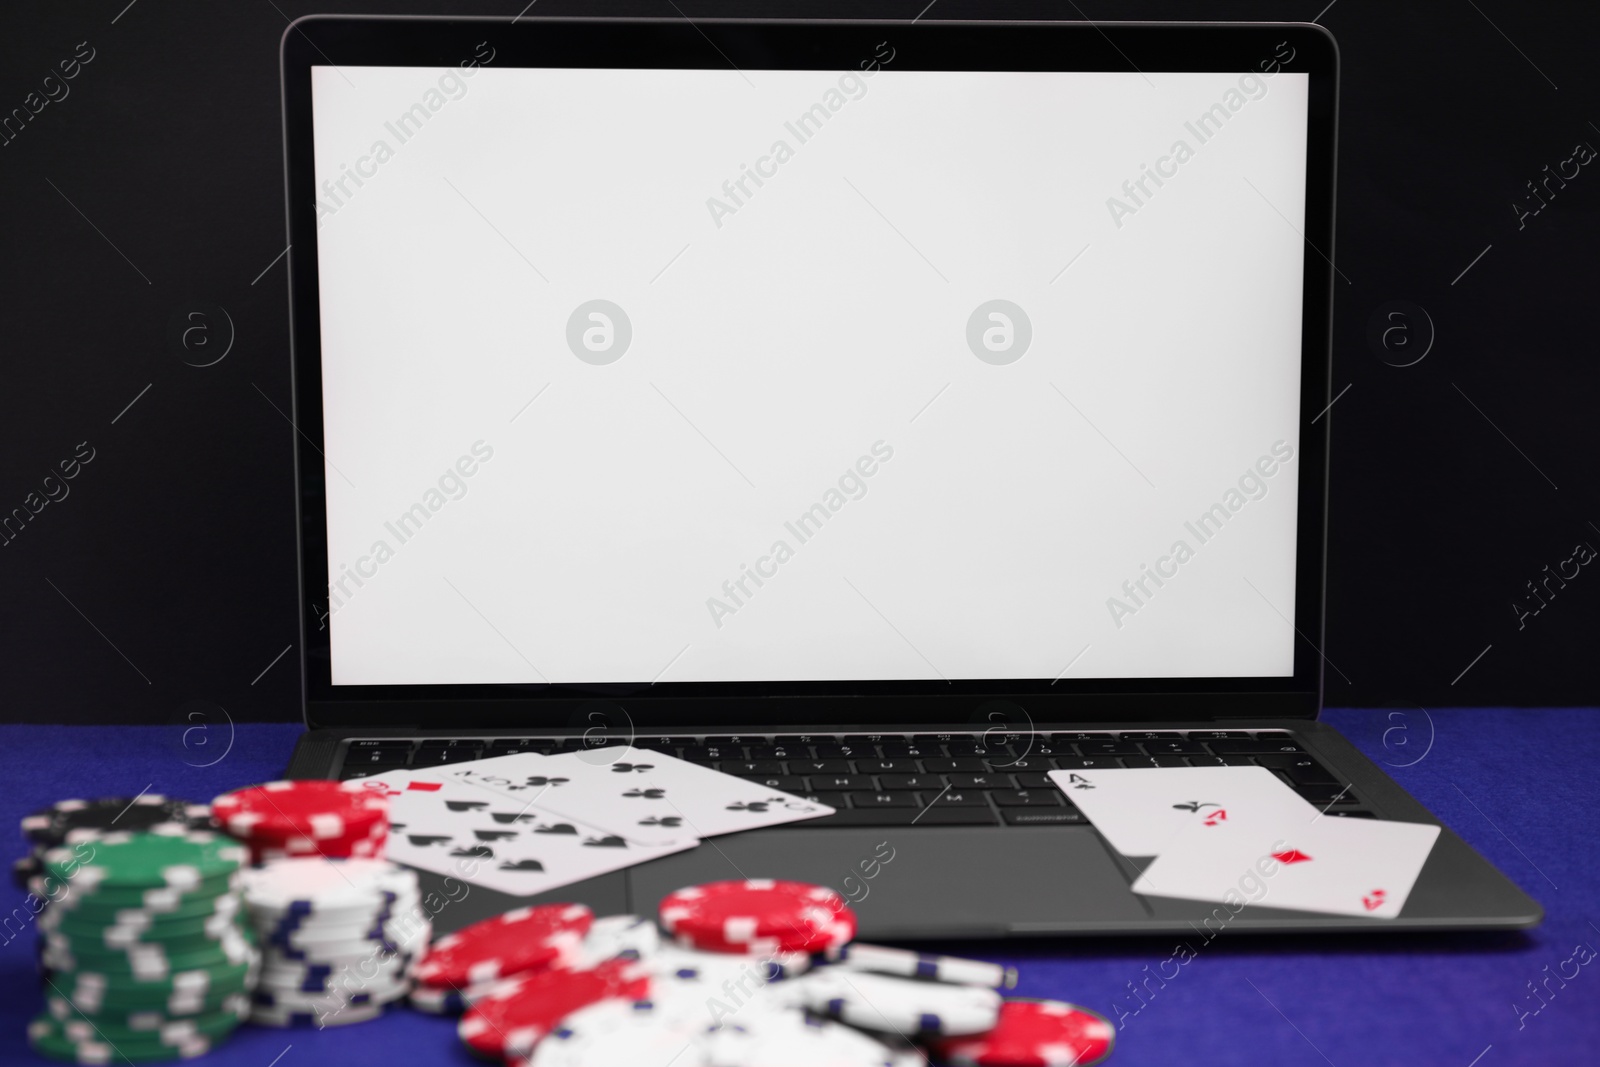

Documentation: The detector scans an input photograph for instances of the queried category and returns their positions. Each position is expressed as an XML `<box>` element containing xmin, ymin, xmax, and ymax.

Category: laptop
<box><xmin>278</xmin><ymin>16</ymin><xmax>1541</xmax><ymax>938</ymax></box>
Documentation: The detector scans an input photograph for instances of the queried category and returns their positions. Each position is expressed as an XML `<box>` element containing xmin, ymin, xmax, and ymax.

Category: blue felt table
<box><xmin>2</xmin><ymin>708</ymin><xmax>1595</xmax><ymax>1067</ymax></box>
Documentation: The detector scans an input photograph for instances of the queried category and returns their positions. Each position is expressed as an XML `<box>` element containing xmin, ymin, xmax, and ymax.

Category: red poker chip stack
<box><xmin>210</xmin><ymin>780</ymin><xmax>389</xmax><ymax>865</ymax></box>
<box><xmin>932</xmin><ymin>999</ymin><xmax>1116</xmax><ymax>1067</ymax></box>
<box><xmin>456</xmin><ymin>957</ymin><xmax>652</xmax><ymax>1060</ymax></box>
<box><xmin>413</xmin><ymin>903</ymin><xmax>593</xmax><ymax>993</ymax></box>
<box><xmin>658</xmin><ymin>879</ymin><xmax>857</xmax><ymax>956</ymax></box>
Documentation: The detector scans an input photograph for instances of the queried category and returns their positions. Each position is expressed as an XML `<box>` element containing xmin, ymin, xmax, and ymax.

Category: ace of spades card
<box><xmin>427</xmin><ymin>745</ymin><xmax>836</xmax><ymax>845</ymax></box>
<box><xmin>355</xmin><ymin>769</ymin><xmax>696</xmax><ymax>895</ymax></box>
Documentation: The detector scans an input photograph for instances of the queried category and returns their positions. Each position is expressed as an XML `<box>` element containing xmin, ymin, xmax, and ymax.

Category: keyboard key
<box><xmin>1077</xmin><ymin>741</ymin><xmax>1145</xmax><ymax>756</ymax></box>
<box><xmin>928</xmin><ymin>791</ymin><xmax>988</xmax><ymax>807</ymax></box>
<box><xmin>982</xmin><ymin>757</ymin><xmax>1049</xmax><ymax>773</ymax></box>
<box><xmin>806</xmin><ymin>775</ymin><xmax>875</xmax><ymax>790</ymax></box>
<box><xmin>485</xmin><ymin>738</ymin><xmax>559</xmax><ymax>756</ymax></box>
<box><xmin>1050</xmin><ymin>732</ymin><xmax>1114</xmax><ymax>743</ymax></box>
<box><xmin>922</xmin><ymin>758</ymin><xmax>988</xmax><ymax>773</ymax></box>
<box><xmin>348</xmin><ymin>739</ymin><xmax>413</xmax><ymax>751</ymax></box>
<box><xmin>411</xmin><ymin>747</ymin><xmax>481</xmax><ymax>765</ymax></box>
<box><xmin>1009</xmin><ymin>742</ymin><xmax>1071</xmax><ymax>757</ymax></box>
<box><xmin>740</xmin><ymin>775</ymin><xmax>807</xmax><ymax>792</ymax></box>
<box><xmin>630</xmin><ymin>737</ymin><xmax>680</xmax><ymax>751</ymax></box>
<box><xmin>1049</xmin><ymin>757</ymin><xmax>1122</xmax><ymax>770</ymax></box>
<box><xmin>853</xmin><ymin>759</ymin><xmax>917</xmax><ymax>774</ymax></box>
<box><xmin>993</xmin><ymin>789</ymin><xmax>1063</xmax><ymax>807</ymax></box>
<box><xmin>912</xmin><ymin>734</ymin><xmax>961</xmax><ymax>743</ymax></box>
<box><xmin>804</xmin><ymin>807</ymin><xmax>996</xmax><ymax>827</ymax></box>
<box><xmin>1002</xmin><ymin>808</ymin><xmax>1086</xmax><ymax>826</ymax></box>
<box><xmin>717</xmin><ymin>761</ymin><xmax>785</xmax><ymax>775</ymax></box>
<box><xmin>1293</xmin><ymin>784</ymin><xmax>1360</xmax><ymax>806</ymax></box>
<box><xmin>1185</xmin><ymin>756</ymin><xmax>1228</xmax><ymax>767</ymax></box>
<box><xmin>772</xmin><ymin>735</ymin><xmax>832</xmax><ymax>744</ymax></box>
<box><xmin>1188</xmin><ymin>731</ymin><xmax>1257</xmax><ymax>740</ymax></box>
<box><xmin>947</xmin><ymin>743</ymin><xmax>999</xmax><ymax>757</ymax></box>
<box><xmin>878</xmin><ymin>774</ymin><xmax>945</xmax><ymax>790</ymax></box>
<box><xmin>1210</xmin><ymin>738</ymin><xmax>1304</xmax><ymax>755</ymax></box>
<box><xmin>841</xmin><ymin>734</ymin><xmax>900</xmax><ymax>744</ymax></box>
<box><xmin>343</xmin><ymin>748</ymin><xmax>409</xmax><ymax>766</ymax></box>
<box><xmin>948</xmin><ymin>773</ymin><xmax>1014</xmax><ymax>789</ymax></box>
<box><xmin>747</xmin><ymin>745</ymin><xmax>804</xmax><ymax>760</ymax></box>
<box><xmin>1143</xmin><ymin>740</ymin><xmax>1209</xmax><ymax>755</ymax></box>
<box><xmin>814</xmin><ymin>744</ymin><xmax>871</xmax><ymax>758</ymax></box>
<box><xmin>1283</xmin><ymin>760</ymin><xmax>1340</xmax><ymax>786</ymax></box>
<box><xmin>881</xmin><ymin>744</ymin><xmax>942</xmax><ymax>758</ymax></box>
<box><xmin>1323</xmin><ymin>809</ymin><xmax>1376</xmax><ymax>818</ymax></box>
<box><xmin>1118</xmin><ymin>731</ymin><xmax>1185</xmax><ymax>740</ymax></box>
<box><xmin>798</xmin><ymin>791</ymin><xmax>850</xmax><ymax>808</ymax></box>
<box><xmin>846</xmin><ymin>791</ymin><xmax>921</xmax><ymax>808</ymax></box>
<box><xmin>1015</xmin><ymin>773</ymin><xmax>1055</xmax><ymax>789</ymax></box>
<box><xmin>1121</xmin><ymin>755</ymin><xmax>1191</xmax><ymax>768</ymax></box>
<box><xmin>792</xmin><ymin>760</ymin><xmax>853</xmax><ymax>775</ymax></box>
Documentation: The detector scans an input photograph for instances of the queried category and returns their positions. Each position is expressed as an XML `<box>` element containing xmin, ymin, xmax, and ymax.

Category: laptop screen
<box><xmin>309</xmin><ymin>63</ymin><xmax>1309</xmax><ymax>688</ymax></box>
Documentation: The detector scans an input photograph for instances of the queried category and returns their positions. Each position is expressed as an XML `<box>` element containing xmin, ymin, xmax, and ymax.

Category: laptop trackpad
<box><xmin>626</xmin><ymin>826</ymin><xmax>1146</xmax><ymax>939</ymax></box>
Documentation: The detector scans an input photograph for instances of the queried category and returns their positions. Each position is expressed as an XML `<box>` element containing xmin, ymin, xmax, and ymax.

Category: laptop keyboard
<box><xmin>334</xmin><ymin>730</ymin><xmax>1372</xmax><ymax>828</ymax></box>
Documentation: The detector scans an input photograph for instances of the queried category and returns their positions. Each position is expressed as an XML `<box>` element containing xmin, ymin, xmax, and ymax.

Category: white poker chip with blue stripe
<box><xmin>528</xmin><ymin>997</ymin><xmax>712</xmax><ymax>1067</ymax></box>
<box><xmin>821</xmin><ymin>943</ymin><xmax>1017</xmax><ymax>989</ymax></box>
<box><xmin>704</xmin><ymin>1008</ymin><xmax>899</xmax><ymax>1067</ymax></box>
<box><xmin>795</xmin><ymin>968</ymin><xmax>1002</xmax><ymax>1036</ymax></box>
<box><xmin>579</xmin><ymin>914</ymin><xmax>661</xmax><ymax>964</ymax></box>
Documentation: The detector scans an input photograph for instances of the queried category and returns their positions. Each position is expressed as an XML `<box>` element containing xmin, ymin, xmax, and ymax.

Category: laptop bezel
<box><xmin>280</xmin><ymin>16</ymin><xmax>1338</xmax><ymax>731</ymax></box>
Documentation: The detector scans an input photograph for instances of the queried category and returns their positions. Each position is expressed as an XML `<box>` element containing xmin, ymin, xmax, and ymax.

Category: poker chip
<box><xmin>28</xmin><ymin>1014</ymin><xmax>220</xmax><ymax>1064</ymax></box>
<box><xmin>578</xmin><ymin>913</ymin><xmax>661</xmax><ymax>964</ymax></box>
<box><xmin>930</xmin><ymin>1000</ymin><xmax>1116</xmax><ymax>1067</ymax></box>
<box><xmin>53</xmin><ymin>996</ymin><xmax>249</xmax><ymax>1045</ymax></box>
<box><xmin>41</xmin><ymin>831</ymin><xmax>247</xmax><ymax>893</ymax></box>
<box><xmin>248</xmin><ymin>1001</ymin><xmax>387</xmax><ymax>1028</ymax></box>
<box><xmin>240</xmin><ymin>857</ymin><xmax>416</xmax><ymax>913</ymax></box>
<box><xmin>407</xmin><ymin>979</ymin><xmax>501</xmax><ymax>1015</ymax></box>
<box><xmin>37</xmin><ymin>872</ymin><xmax>241</xmax><ymax>917</ymax></box>
<box><xmin>240</xmin><ymin>857</ymin><xmax>427</xmax><ymax>1029</ymax></box>
<box><xmin>415</xmin><ymin>903</ymin><xmax>591</xmax><ymax>988</ymax></box>
<box><xmin>796</xmin><ymin>969</ymin><xmax>1002</xmax><ymax>1037</ymax></box>
<box><xmin>821</xmin><ymin>943</ymin><xmax>1017</xmax><ymax>989</ymax></box>
<box><xmin>45</xmin><ymin>992</ymin><xmax>251</xmax><ymax>1032</ymax></box>
<box><xmin>527</xmin><ymin>996</ymin><xmax>713</xmax><ymax>1067</ymax></box>
<box><xmin>703</xmin><ymin>1008</ymin><xmax>900</xmax><ymax>1067</ymax></box>
<box><xmin>457</xmin><ymin>958</ymin><xmax>652</xmax><ymax>1060</ymax></box>
<box><xmin>14</xmin><ymin>852</ymin><xmax>43</xmax><ymax>889</ymax></box>
<box><xmin>660</xmin><ymin>880</ymin><xmax>855</xmax><ymax>954</ymax></box>
<box><xmin>43</xmin><ymin>902</ymin><xmax>244</xmax><ymax>949</ymax></box>
<box><xmin>22</xmin><ymin>796</ymin><xmax>213</xmax><ymax>848</ymax></box>
<box><xmin>644</xmin><ymin>945</ymin><xmax>811</xmax><ymax>998</ymax></box>
<box><xmin>39</xmin><ymin>926</ymin><xmax>256</xmax><ymax>981</ymax></box>
<box><xmin>47</xmin><ymin>957</ymin><xmax>260</xmax><ymax>1015</ymax></box>
<box><xmin>212</xmin><ymin>780</ymin><xmax>385</xmax><ymax>840</ymax></box>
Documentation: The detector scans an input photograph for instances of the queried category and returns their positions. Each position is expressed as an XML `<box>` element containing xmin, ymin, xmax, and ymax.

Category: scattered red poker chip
<box><xmin>212</xmin><ymin>781</ymin><xmax>387</xmax><ymax>844</ymax></box>
<box><xmin>931</xmin><ymin>999</ymin><xmax>1116</xmax><ymax>1067</ymax></box>
<box><xmin>456</xmin><ymin>958</ymin><xmax>650</xmax><ymax>1059</ymax></box>
<box><xmin>659</xmin><ymin>880</ymin><xmax>855</xmax><ymax>954</ymax></box>
<box><xmin>415</xmin><ymin>903</ymin><xmax>593</xmax><ymax>989</ymax></box>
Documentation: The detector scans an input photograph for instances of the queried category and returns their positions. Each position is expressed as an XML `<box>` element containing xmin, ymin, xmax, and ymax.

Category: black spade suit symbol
<box><xmin>534</xmin><ymin>823</ymin><xmax>579</xmax><ymax>835</ymax></box>
<box><xmin>406</xmin><ymin>835</ymin><xmax>451</xmax><ymax>847</ymax></box>
<box><xmin>450</xmin><ymin>845</ymin><xmax>494</xmax><ymax>858</ymax></box>
<box><xmin>474</xmin><ymin>830</ymin><xmax>518</xmax><ymax>841</ymax></box>
<box><xmin>445</xmin><ymin>801</ymin><xmax>489</xmax><ymax>813</ymax></box>
<box><xmin>499</xmin><ymin>859</ymin><xmax>545</xmax><ymax>872</ymax></box>
<box><xmin>583</xmin><ymin>836</ymin><xmax>627</xmax><ymax>848</ymax></box>
<box><xmin>623</xmin><ymin>788</ymin><xmax>666</xmax><ymax>799</ymax></box>
<box><xmin>611</xmin><ymin>763</ymin><xmax>655</xmax><ymax>773</ymax></box>
<box><xmin>491</xmin><ymin>812</ymin><xmax>537</xmax><ymax>824</ymax></box>
<box><xmin>639</xmin><ymin>816</ymin><xmax>683</xmax><ymax>827</ymax></box>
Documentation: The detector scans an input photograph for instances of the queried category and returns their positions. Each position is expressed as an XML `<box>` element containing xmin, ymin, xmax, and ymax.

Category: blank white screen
<box><xmin>310</xmin><ymin>64</ymin><xmax>1308</xmax><ymax>685</ymax></box>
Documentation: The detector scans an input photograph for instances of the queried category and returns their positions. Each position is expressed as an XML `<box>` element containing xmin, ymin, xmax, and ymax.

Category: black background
<box><xmin>1</xmin><ymin>0</ymin><xmax>1595</xmax><ymax>725</ymax></box>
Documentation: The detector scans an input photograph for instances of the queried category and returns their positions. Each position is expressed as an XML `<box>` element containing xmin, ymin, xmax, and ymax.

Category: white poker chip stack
<box><xmin>240</xmin><ymin>858</ymin><xmax>430</xmax><ymax>1027</ymax></box>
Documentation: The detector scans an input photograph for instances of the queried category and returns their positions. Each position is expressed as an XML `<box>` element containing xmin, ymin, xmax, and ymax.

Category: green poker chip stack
<box><xmin>27</xmin><ymin>828</ymin><xmax>259</xmax><ymax>1064</ymax></box>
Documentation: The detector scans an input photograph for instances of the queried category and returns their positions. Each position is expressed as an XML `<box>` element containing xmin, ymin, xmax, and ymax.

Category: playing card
<box><xmin>1047</xmin><ymin>765</ymin><xmax>1322</xmax><ymax>857</ymax></box>
<box><xmin>421</xmin><ymin>745</ymin><xmax>836</xmax><ymax>845</ymax></box>
<box><xmin>354</xmin><ymin>768</ymin><xmax>698</xmax><ymax>896</ymax></box>
<box><xmin>1131</xmin><ymin>806</ymin><xmax>1441</xmax><ymax>919</ymax></box>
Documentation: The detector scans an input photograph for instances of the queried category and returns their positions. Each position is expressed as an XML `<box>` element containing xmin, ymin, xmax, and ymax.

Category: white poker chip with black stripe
<box><xmin>794</xmin><ymin>969</ymin><xmax>1002</xmax><ymax>1036</ymax></box>
<box><xmin>578</xmin><ymin>914</ymin><xmax>662</xmax><ymax>964</ymax></box>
